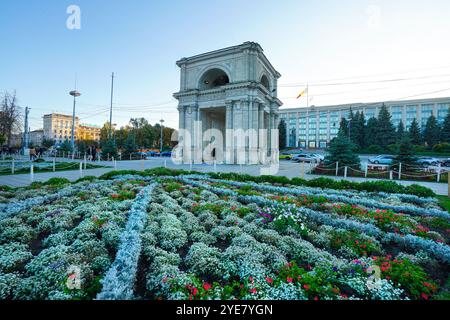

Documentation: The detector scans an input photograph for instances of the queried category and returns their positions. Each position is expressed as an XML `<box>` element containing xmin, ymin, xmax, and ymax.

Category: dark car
<box><xmin>160</xmin><ymin>151</ymin><xmax>172</xmax><ymax>157</ymax></box>
<box><xmin>146</xmin><ymin>151</ymin><xmax>159</xmax><ymax>157</ymax></box>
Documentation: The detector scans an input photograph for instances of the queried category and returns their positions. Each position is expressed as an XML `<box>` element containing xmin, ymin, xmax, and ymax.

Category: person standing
<box><xmin>29</xmin><ymin>147</ymin><xmax>36</xmax><ymax>161</ymax></box>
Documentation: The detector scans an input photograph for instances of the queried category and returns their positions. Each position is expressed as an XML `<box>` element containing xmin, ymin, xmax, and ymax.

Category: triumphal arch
<box><xmin>173</xmin><ymin>42</ymin><xmax>282</xmax><ymax>164</ymax></box>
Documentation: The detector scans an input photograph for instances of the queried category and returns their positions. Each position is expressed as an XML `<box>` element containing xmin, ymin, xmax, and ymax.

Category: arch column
<box><xmin>225</xmin><ymin>101</ymin><xmax>234</xmax><ymax>164</ymax></box>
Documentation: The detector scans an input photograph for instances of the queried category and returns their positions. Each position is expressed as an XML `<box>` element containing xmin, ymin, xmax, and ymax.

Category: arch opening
<box><xmin>199</xmin><ymin>68</ymin><xmax>230</xmax><ymax>90</ymax></box>
<box><xmin>260</xmin><ymin>74</ymin><xmax>270</xmax><ymax>91</ymax></box>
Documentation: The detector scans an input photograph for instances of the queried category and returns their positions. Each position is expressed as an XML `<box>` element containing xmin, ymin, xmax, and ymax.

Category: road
<box><xmin>0</xmin><ymin>157</ymin><xmax>448</xmax><ymax>196</ymax></box>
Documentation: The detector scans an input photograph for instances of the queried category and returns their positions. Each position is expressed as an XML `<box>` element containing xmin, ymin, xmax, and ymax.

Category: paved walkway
<box><xmin>0</xmin><ymin>158</ymin><xmax>448</xmax><ymax>196</ymax></box>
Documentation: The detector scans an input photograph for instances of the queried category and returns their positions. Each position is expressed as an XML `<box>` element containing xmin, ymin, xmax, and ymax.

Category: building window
<box><xmin>437</xmin><ymin>103</ymin><xmax>449</xmax><ymax>123</ymax></box>
<box><xmin>421</xmin><ymin>104</ymin><xmax>433</xmax><ymax>126</ymax></box>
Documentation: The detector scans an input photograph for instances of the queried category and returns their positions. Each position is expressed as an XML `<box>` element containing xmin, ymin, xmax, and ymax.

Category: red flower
<box><xmin>287</xmin><ymin>277</ymin><xmax>293</xmax><ymax>283</ymax></box>
<box><xmin>249</xmin><ymin>288</ymin><xmax>257</xmax><ymax>294</ymax></box>
<box><xmin>421</xmin><ymin>293</ymin><xmax>428</xmax><ymax>300</ymax></box>
<box><xmin>203</xmin><ymin>282</ymin><xmax>212</xmax><ymax>291</ymax></box>
<box><xmin>303</xmin><ymin>284</ymin><xmax>310</xmax><ymax>291</ymax></box>
<box><xmin>249</xmin><ymin>276</ymin><xmax>254</xmax><ymax>284</ymax></box>
<box><xmin>314</xmin><ymin>296</ymin><xmax>319</xmax><ymax>301</ymax></box>
<box><xmin>423</xmin><ymin>282</ymin><xmax>430</xmax><ymax>287</ymax></box>
<box><xmin>265</xmin><ymin>277</ymin><xmax>273</xmax><ymax>284</ymax></box>
<box><xmin>192</xmin><ymin>287</ymin><xmax>198</xmax><ymax>296</ymax></box>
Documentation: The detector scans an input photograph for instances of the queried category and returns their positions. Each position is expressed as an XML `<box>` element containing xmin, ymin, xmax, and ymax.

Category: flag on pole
<box><xmin>296</xmin><ymin>87</ymin><xmax>308</xmax><ymax>99</ymax></box>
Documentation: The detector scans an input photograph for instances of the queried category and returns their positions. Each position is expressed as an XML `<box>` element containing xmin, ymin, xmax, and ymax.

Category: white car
<box><xmin>292</xmin><ymin>154</ymin><xmax>322</xmax><ymax>163</ymax></box>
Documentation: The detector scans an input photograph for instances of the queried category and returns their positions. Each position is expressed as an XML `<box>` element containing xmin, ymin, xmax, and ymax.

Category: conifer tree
<box><xmin>325</xmin><ymin>133</ymin><xmax>360</xmax><ymax>168</ymax></box>
<box><xmin>376</xmin><ymin>104</ymin><xmax>396</xmax><ymax>148</ymax></box>
<box><xmin>423</xmin><ymin>115</ymin><xmax>440</xmax><ymax>148</ymax></box>
<box><xmin>278</xmin><ymin>119</ymin><xmax>287</xmax><ymax>150</ymax></box>
<box><xmin>408</xmin><ymin>118</ymin><xmax>421</xmax><ymax>145</ymax></box>
<box><xmin>396</xmin><ymin>120</ymin><xmax>405</xmax><ymax>142</ymax></box>
<box><xmin>441</xmin><ymin>108</ymin><xmax>450</xmax><ymax>143</ymax></box>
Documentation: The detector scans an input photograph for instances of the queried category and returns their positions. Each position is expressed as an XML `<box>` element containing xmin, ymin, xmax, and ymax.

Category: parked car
<box><xmin>308</xmin><ymin>153</ymin><xmax>325</xmax><ymax>161</ymax></box>
<box><xmin>442</xmin><ymin>158</ymin><xmax>450</xmax><ymax>167</ymax></box>
<box><xmin>280</xmin><ymin>152</ymin><xmax>294</xmax><ymax>160</ymax></box>
<box><xmin>416</xmin><ymin>157</ymin><xmax>441</xmax><ymax>167</ymax></box>
<box><xmin>160</xmin><ymin>151</ymin><xmax>172</xmax><ymax>157</ymax></box>
<box><xmin>146</xmin><ymin>151</ymin><xmax>159</xmax><ymax>157</ymax></box>
<box><xmin>368</xmin><ymin>155</ymin><xmax>394</xmax><ymax>165</ymax></box>
<box><xmin>281</xmin><ymin>149</ymin><xmax>303</xmax><ymax>155</ymax></box>
<box><xmin>292</xmin><ymin>153</ymin><xmax>321</xmax><ymax>163</ymax></box>
<box><xmin>132</xmin><ymin>151</ymin><xmax>147</xmax><ymax>158</ymax></box>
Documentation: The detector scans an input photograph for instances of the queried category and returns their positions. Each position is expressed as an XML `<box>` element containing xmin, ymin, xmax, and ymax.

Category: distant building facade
<box><xmin>78</xmin><ymin>124</ymin><xmax>101</xmax><ymax>141</ymax></box>
<box><xmin>279</xmin><ymin>97</ymin><xmax>450</xmax><ymax>149</ymax></box>
<box><xmin>29</xmin><ymin>129</ymin><xmax>44</xmax><ymax>146</ymax></box>
<box><xmin>43</xmin><ymin>113</ymin><xmax>80</xmax><ymax>144</ymax></box>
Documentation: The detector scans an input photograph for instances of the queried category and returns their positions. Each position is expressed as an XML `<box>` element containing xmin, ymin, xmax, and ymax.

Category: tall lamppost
<box><xmin>69</xmin><ymin>90</ymin><xmax>81</xmax><ymax>152</ymax></box>
<box><xmin>160</xmin><ymin>119</ymin><xmax>165</xmax><ymax>153</ymax></box>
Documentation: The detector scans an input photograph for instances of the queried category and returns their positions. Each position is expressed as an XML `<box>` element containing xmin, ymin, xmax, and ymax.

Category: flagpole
<box><xmin>307</xmin><ymin>83</ymin><xmax>309</xmax><ymax>109</ymax></box>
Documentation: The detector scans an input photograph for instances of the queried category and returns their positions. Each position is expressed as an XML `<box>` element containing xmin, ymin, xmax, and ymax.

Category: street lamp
<box><xmin>69</xmin><ymin>90</ymin><xmax>81</xmax><ymax>152</ymax></box>
<box><xmin>160</xmin><ymin>119</ymin><xmax>165</xmax><ymax>153</ymax></box>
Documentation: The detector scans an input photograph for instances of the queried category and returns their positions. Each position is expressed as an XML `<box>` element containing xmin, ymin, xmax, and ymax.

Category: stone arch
<box><xmin>197</xmin><ymin>66</ymin><xmax>231</xmax><ymax>90</ymax></box>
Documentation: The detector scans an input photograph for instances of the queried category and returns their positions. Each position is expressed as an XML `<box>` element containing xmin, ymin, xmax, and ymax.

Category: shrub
<box><xmin>185</xmin><ymin>243</ymin><xmax>223</xmax><ymax>278</ymax></box>
<box><xmin>365</xmin><ymin>145</ymin><xmax>385</xmax><ymax>154</ymax></box>
<box><xmin>432</xmin><ymin>143</ymin><xmax>450</xmax><ymax>153</ymax></box>
<box><xmin>75</xmin><ymin>176</ymin><xmax>97</xmax><ymax>183</ymax></box>
<box><xmin>373</xmin><ymin>256</ymin><xmax>438</xmax><ymax>299</ymax></box>
<box><xmin>404</xmin><ymin>184</ymin><xmax>435</xmax><ymax>198</ymax></box>
<box><xmin>44</xmin><ymin>177</ymin><xmax>71</xmax><ymax>187</ymax></box>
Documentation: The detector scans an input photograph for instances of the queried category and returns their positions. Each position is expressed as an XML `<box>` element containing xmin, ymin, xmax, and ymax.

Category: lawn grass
<box><xmin>437</xmin><ymin>195</ymin><xmax>450</xmax><ymax>213</ymax></box>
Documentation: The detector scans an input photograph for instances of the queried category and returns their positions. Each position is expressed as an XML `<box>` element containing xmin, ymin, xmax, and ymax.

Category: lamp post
<box><xmin>160</xmin><ymin>119</ymin><xmax>165</xmax><ymax>153</ymax></box>
<box><xmin>69</xmin><ymin>90</ymin><xmax>81</xmax><ymax>152</ymax></box>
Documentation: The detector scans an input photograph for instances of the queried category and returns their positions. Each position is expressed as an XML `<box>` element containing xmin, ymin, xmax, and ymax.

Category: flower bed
<box><xmin>0</xmin><ymin>169</ymin><xmax>449</xmax><ymax>300</ymax></box>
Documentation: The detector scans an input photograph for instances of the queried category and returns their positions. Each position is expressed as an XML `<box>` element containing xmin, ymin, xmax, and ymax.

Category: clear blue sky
<box><xmin>1</xmin><ymin>0</ymin><xmax>450</xmax><ymax>130</ymax></box>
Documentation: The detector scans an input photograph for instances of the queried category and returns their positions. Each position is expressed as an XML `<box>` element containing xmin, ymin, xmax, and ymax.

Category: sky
<box><xmin>1</xmin><ymin>0</ymin><xmax>450</xmax><ymax>131</ymax></box>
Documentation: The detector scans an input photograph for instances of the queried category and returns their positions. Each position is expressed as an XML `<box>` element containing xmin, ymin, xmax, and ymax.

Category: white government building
<box><xmin>279</xmin><ymin>97</ymin><xmax>450</xmax><ymax>149</ymax></box>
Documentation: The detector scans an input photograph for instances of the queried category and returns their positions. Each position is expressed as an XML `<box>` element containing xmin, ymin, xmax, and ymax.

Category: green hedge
<box><xmin>208</xmin><ymin>172</ymin><xmax>435</xmax><ymax>197</ymax></box>
<box><xmin>96</xmin><ymin>167</ymin><xmax>435</xmax><ymax>198</ymax></box>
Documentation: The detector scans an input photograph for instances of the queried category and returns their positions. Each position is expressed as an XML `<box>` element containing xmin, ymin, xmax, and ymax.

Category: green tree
<box><xmin>123</xmin><ymin>132</ymin><xmax>138</xmax><ymax>156</ymax></box>
<box><xmin>41</xmin><ymin>138</ymin><xmax>54</xmax><ymax>149</ymax></box>
<box><xmin>163</xmin><ymin>126</ymin><xmax>175</xmax><ymax>149</ymax></box>
<box><xmin>441</xmin><ymin>108</ymin><xmax>450</xmax><ymax>143</ymax></box>
<box><xmin>365</xmin><ymin>117</ymin><xmax>379</xmax><ymax>147</ymax></box>
<box><xmin>422</xmin><ymin>115</ymin><xmax>440</xmax><ymax>148</ymax></box>
<box><xmin>101</xmin><ymin>139</ymin><xmax>118</xmax><ymax>159</ymax></box>
<box><xmin>351</xmin><ymin>111</ymin><xmax>366</xmax><ymax>149</ymax></box>
<box><xmin>338</xmin><ymin>117</ymin><xmax>349</xmax><ymax>137</ymax></box>
<box><xmin>396</xmin><ymin>120</ymin><xmax>405</xmax><ymax>142</ymax></box>
<box><xmin>376</xmin><ymin>104</ymin><xmax>396</xmax><ymax>148</ymax></box>
<box><xmin>408</xmin><ymin>118</ymin><xmax>421</xmax><ymax>145</ymax></box>
<box><xmin>325</xmin><ymin>134</ymin><xmax>360</xmax><ymax>168</ymax></box>
<box><xmin>278</xmin><ymin>119</ymin><xmax>287</xmax><ymax>150</ymax></box>
<box><xmin>100</xmin><ymin>122</ymin><xmax>114</xmax><ymax>143</ymax></box>
<box><xmin>394</xmin><ymin>137</ymin><xmax>417</xmax><ymax>170</ymax></box>
<box><xmin>59</xmin><ymin>140</ymin><xmax>72</xmax><ymax>153</ymax></box>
